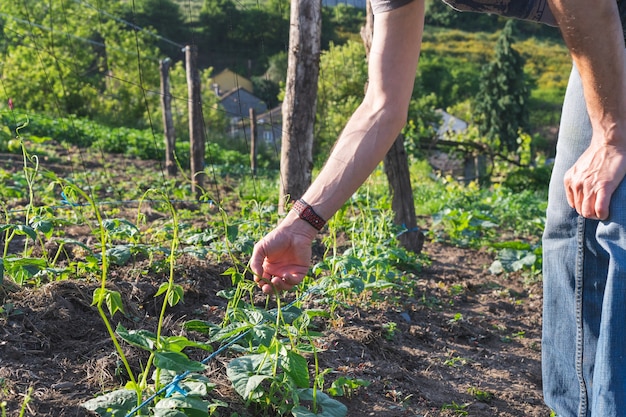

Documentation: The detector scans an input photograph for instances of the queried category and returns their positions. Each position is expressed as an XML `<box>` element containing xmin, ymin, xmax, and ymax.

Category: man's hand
<box><xmin>249</xmin><ymin>218</ymin><xmax>316</xmax><ymax>294</ymax></box>
<box><xmin>564</xmin><ymin>140</ymin><xmax>626</xmax><ymax>220</ymax></box>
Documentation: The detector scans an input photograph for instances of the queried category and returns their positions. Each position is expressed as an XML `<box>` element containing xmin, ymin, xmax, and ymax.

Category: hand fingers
<box><xmin>595</xmin><ymin>187</ymin><xmax>611</xmax><ymax>220</ymax></box>
<box><xmin>260</xmin><ymin>273</ymin><xmax>303</xmax><ymax>294</ymax></box>
<box><xmin>565</xmin><ymin>177</ymin><xmax>613</xmax><ymax>220</ymax></box>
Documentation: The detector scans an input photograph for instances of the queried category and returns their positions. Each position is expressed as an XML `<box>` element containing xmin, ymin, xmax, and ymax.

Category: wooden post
<box><xmin>362</xmin><ymin>0</ymin><xmax>423</xmax><ymax>253</ymax></box>
<box><xmin>160</xmin><ymin>58</ymin><xmax>176</xmax><ymax>177</ymax></box>
<box><xmin>185</xmin><ymin>45</ymin><xmax>205</xmax><ymax>198</ymax></box>
<box><xmin>383</xmin><ymin>138</ymin><xmax>424</xmax><ymax>253</ymax></box>
<box><xmin>249</xmin><ymin>107</ymin><xmax>257</xmax><ymax>175</ymax></box>
<box><xmin>278</xmin><ymin>0</ymin><xmax>322</xmax><ymax>214</ymax></box>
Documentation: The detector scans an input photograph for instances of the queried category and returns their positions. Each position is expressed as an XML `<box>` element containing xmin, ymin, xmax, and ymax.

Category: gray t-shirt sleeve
<box><xmin>370</xmin><ymin>0</ymin><xmax>415</xmax><ymax>14</ymax></box>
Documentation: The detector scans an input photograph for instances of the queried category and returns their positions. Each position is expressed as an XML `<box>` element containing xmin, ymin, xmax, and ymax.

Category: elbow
<box><xmin>364</xmin><ymin>97</ymin><xmax>410</xmax><ymax>137</ymax></box>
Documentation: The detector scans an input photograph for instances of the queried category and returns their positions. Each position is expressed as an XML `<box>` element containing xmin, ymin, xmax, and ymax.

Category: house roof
<box><xmin>257</xmin><ymin>105</ymin><xmax>282</xmax><ymax>125</ymax></box>
<box><xmin>219</xmin><ymin>87</ymin><xmax>268</xmax><ymax>120</ymax></box>
<box><xmin>436</xmin><ymin>109</ymin><xmax>468</xmax><ymax>137</ymax></box>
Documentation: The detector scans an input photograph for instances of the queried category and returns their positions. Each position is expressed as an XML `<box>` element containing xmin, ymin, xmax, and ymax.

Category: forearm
<box><xmin>550</xmin><ymin>0</ymin><xmax>626</xmax><ymax>142</ymax></box>
<box><xmin>301</xmin><ymin>104</ymin><xmax>405</xmax><ymax>220</ymax></box>
<box><xmin>299</xmin><ymin>0</ymin><xmax>425</xmax><ymax>222</ymax></box>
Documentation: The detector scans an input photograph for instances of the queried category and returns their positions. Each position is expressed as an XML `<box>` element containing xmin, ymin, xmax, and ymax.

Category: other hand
<box><xmin>564</xmin><ymin>140</ymin><xmax>626</xmax><ymax>220</ymax></box>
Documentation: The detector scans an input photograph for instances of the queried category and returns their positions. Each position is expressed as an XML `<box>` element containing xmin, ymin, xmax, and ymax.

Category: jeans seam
<box><xmin>575</xmin><ymin>215</ymin><xmax>588</xmax><ymax>417</ymax></box>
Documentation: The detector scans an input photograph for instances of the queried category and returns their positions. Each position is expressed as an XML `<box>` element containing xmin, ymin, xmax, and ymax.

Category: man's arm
<box><xmin>250</xmin><ymin>0</ymin><xmax>425</xmax><ymax>293</ymax></box>
<box><xmin>549</xmin><ymin>0</ymin><xmax>626</xmax><ymax>220</ymax></box>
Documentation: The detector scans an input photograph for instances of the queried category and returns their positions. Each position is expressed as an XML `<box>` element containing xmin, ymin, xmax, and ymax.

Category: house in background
<box><xmin>210</xmin><ymin>68</ymin><xmax>254</xmax><ymax>96</ymax></box>
<box><xmin>256</xmin><ymin>105</ymin><xmax>283</xmax><ymax>146</ymax></box>
<box><xmin>428</xmin><ymin>109</ymin><xmax>469</xmax><ymax>177</ymax></box>
<box><xmin>226</xmin><ymin>104</ymin><xmax>283</xmax><ymax>147</ymax></box>
<box><xmin>435</xmin><ymin>109</ymin><xmax>468</xmax><ymax>137</ymax></box>
<box><xmin>219</xmin><ymin>87</ymin><xmax>267</xmax><ymax>120</ymax></box>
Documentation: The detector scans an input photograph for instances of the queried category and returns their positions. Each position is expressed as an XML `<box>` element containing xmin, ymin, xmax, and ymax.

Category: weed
<box><xmin>442</xmin><ymin>401</ymin><xmax>469</xmax><ymax>415</ymax></box>
<box><xmin>327</xmin><ymin>376</ymin><xmax>370</xmax><ymax>398</ymax></box>
<box><xmin>382</xmin><ymin>321</ymin><xmax>398</xmax><ymax>340</ymax></box>
<box><xmin>449</xmin><ymin>312</ymin><xmax>464</xmax><ymax>323</ymax></box>
<box><xmin>468</xmin><ymin>386</ymin><xmax>493</xmax><ymax>402</ymax></box>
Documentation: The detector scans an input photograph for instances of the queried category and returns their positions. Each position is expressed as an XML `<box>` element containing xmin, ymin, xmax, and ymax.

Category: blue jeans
<box><xmin>542</xmin><ymin>64</ymin><xmax>626</xmax><ymax>416</ymax></box>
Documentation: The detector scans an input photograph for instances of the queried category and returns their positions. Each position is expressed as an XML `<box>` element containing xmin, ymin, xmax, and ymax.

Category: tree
<box><xmin>122</xmin><ymin>0</ymin><xmax>190</xmax><ymax>59</ymax></box>
<box><xmin>0</xmin><ymin>0</ymin><xmax>162</xmax><ymax>128</ymax></box>
<box><xmin>474</xmin><ymin>20</ymin><xmax>529</xmax><ymax>153</ymax></box>
<box><xmin>278</xmin><ymin>0</ymin><xmax>322</xmax><ymax>213</ymax></box>
<box><xmin>316</xmin><ymin>40</ymin><xmax>367</xmax><ymax>159</ymax></box>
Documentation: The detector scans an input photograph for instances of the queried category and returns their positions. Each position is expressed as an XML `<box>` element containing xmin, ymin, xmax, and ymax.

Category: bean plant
<box><xmin>0</xmin><ymin>114</ymin><xmax>551</xmax><ymax>416</ymax></box>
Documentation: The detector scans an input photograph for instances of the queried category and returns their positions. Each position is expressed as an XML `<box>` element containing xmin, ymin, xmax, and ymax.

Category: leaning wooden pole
<box><xmin>249</xmin><ymin>107</ymin><xmax>258</xmax><ymax>176</ymax></box>
<box><xmin>159</xmin><ymin>58</ymin><xmax>177</xmax><ymax>177</ymax></box>
<box><xmin>185</xmin><ymin>45</ymin><xmax>205</xmax><ymax>198</ymax></box>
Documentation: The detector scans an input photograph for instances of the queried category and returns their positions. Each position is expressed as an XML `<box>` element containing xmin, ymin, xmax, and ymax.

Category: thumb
<box><xmin>250</xmin><ymin>240</ymin><xmax>267</xmax><ymax>279</ymax></box>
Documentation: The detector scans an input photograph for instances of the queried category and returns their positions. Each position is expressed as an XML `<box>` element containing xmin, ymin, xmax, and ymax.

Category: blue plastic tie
<box><xmin>165</xmin><ymin>374</ymin><xmax>188</xmax><ymax>397</ymax></box>
<box><xmin>396</xmin><ymin>223</ymin><xmax>420</xmax><ymax>237</ymax></box>
<box><xmin>60</xmin><ymin>191</ymin><xmax>78</xmax><ymax>207</ymax></box>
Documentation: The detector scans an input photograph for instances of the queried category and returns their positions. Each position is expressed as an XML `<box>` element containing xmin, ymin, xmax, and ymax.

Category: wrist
<box><xmin>591</xmin><ymin>119</ymin><xmax>626</xmax><ymax>147</ymax></box>
<box><xmin>290</xmin><ymin>199</ymin><xmax>327</xmax><ymax>232</ymax></box>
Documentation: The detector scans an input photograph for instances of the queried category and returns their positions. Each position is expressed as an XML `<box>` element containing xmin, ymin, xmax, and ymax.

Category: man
<box><xmin>250</xmin><ymin>1</ymin><xmax>626</xmax><ymax>415</ymax></box>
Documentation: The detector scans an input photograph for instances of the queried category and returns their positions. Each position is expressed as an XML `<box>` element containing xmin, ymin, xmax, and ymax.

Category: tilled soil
<box><xmin>0</xmin><ymin>240</ymin><xmax>549</xmax><ymax>417</ymax></box>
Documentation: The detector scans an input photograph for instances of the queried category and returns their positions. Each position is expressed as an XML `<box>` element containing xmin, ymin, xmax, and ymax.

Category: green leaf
<box><xmin>116</xmin><ymin>324</ymin><xmax>157</xmax><ymax>351</ymax></box>
<box><xmin>331</xmin><ymin>276</ymin><xmax>365</xmax><ymax>294</ymax></box>
<box><xmin>251</xmin><ymin>325</ymin><xmax>274</xmax><ymax>347</ymax></box>
<box><xmin>495</xmin><ymin>248</ymin><xmax>537</xmax><ymax>272</ymax></box>
<box><xmin>153</xmin><ymin>408</ymin><xmax>188</xmax><ymax>417</ymax></box>
<box><xmin>155</xmin><ymin>282</ymin><xmax>169</xmax><ymax>297</ymax></box>
<box><xmin>103</xmin><ymin>218</ymin><xmax>140</xmax><ymax>239</ymax></box>
<box><xmin>208</xmin><ymin>321</ymin><xmax>253</xmax><ymax>344</ymax></box>
<box><xmin>93</xmin><ymin>289</ymin><xmax>125</xmax><ymax>316</ymax></box>
<box><xmin>226</xmin><ymin>354</ymin><xmax>273</xmax><ymax>400</ymax></box>
<box><xmin>156</xmin><ymin>370</ymin><xmax>215</xmax><ymax>397</ymax></box>
<box><xmin>154</xmin><ymin>396</ymin><xmax>211</xmax><ymax>417</ymax></box>
<box><xmin>163</xmin><ymin>335</ymin><xmax>213</xmax><ymax>353</ymax></box>
<box><xmin>279</xmin><ymin>305</ymin><xmax>303</xmax><ymax>324</ymax></box>
<box><xmin>285</xmin><ymin>351</ymin><xmax>309</xmax><ymax>388</ymax></box>
<box><xmin>168</xmin><ymin>284</ymin><xmax>184</xmax><ymax>306</ymax></box>
<box><xmin>4</xmin><ymin>257</ymin><xmax>47</xmax><ymax>285</ymax></box>
<box><xmin>226</xmin><ymin>224</ymin><xmax>239</xmax><ymax>242</ymax></box>
<box><xmin>106</xmin><ymin>245</ymin><xmax>132</xmax><ymax>266</ymax></box>
<box><xmin>183</xmin><ymin>320</ymin><xmax>221</xmax><ymax>336</ymax></box>
<box><xmin>155</xmin><ymin>283</ymin><xmax>185</xmax><ymax>307</ymax></box>
<box><xmin>154</xmin><ymin>351</ymin><xmax>206</xmax><ymax>372</ymax></box>
<box><xmin>14</xmin><ymin>224</ymin><xmax>36</xmax><ymax>241</ymax></box>
<box><xmin>364</xmin><ymin>280</ymin><xmax>397</xmax><ymax>291</ymax></box>
<box><xmin>182</xmin><ymin>246</ymin><xmax>209</xmax><ymax>259</ymax></box>
<box><xmin>489</xmin><ymin>260</ymin><xmax>504</xmax><ymax>275</ymax></box>
<box><xmin>30</xmin><ymin>218</ymin><xmax>53</xmax><ymax>238</ymax></box>
<box><xmin>328</xmin><ymin>377</ymin><xmax>370</xmax><ymax>397</ymax></box>
<box><xmin>291</xmin><ymin>389</ymin><xmax>348</xmax><ymax>417</ymax></box>
<box><xmin>81</xmin><ymin>389</ymin><xmax>137</xmax><ymax>416</ymax></box>
<box><xmin>0</xmin><ymin>258</ymin><xmax>4</xmax><ymax>285</ymax></box>
<box><xmin>490</xmin><ymin>240</ymin><xmax>531</xmax><ymax>250</ymax></box>
<box><xmin>57</xmin><ymin>238</ymin><xmax>92</xmax><ymax>254</ymax></box>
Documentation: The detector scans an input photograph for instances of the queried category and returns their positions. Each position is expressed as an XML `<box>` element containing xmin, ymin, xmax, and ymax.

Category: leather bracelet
<box><xmin>292</xmin><ymin>199</ymin><xmax>326</xmax><ymax>231</ymax></box>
